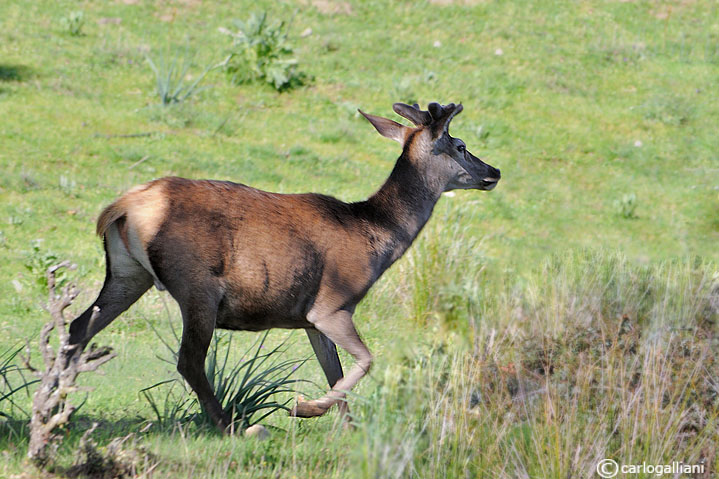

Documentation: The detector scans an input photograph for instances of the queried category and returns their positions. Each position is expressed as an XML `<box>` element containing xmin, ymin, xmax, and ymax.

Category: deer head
<box><xmin>359</xmin><ymin>102</ymin><xmax>501</xmax><ymax>192</ymax></box>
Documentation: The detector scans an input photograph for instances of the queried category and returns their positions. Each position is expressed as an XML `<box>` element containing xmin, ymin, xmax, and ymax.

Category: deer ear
<box><xmin>359</xmin><ymin>110</ymin><xmax>409</xmax><ymax>144</ymax></box>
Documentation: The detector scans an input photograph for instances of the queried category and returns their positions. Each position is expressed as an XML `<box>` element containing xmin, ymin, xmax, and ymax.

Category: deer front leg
<box><xmin>292</xmin><ymin>310</ymin><xmax>371</xmax><ymax>418</ymax></box>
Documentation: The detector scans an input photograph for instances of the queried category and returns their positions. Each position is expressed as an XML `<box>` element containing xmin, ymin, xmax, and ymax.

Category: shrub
<box><xmin>60</xmin><ymin>11</ymin><xmax>85</xmax><ymax>37</ymax></box>
<box><xmin>614</xmin><ymin>192</ymin><xmax>638</xmax><ymax>219</ymax></box>
<box><xmin>221</xmin><ymin>12</ymin><xmax>307</xmax><ymax>92</ymax></box>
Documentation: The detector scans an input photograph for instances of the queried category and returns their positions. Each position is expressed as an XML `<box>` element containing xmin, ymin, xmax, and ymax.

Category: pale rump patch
<box><xmin>122</xmin><ymin>182</ymin><xmax>169</xmax><ymax>248</ymax></box>
<box><xmin>96</xmin><ymin>181</ymin><xmax>169</xmax><ymax>289</ymax></box>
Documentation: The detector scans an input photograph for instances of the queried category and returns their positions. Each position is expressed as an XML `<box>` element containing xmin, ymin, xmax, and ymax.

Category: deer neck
<box><xmin>364</xmin><ymin>150</ymin><xmax>445</xmax><ymax>268</ymax></box>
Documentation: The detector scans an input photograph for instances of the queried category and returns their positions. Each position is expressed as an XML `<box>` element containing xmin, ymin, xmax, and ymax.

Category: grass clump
<box><xmin>59</xmin><ymin>11</ymin><xmax>84</xmax><ymax>37</ymax></box>
<box><xmin>614</xmin><ymin>192</ymin><xmax>638</xmax><ymax>219</ymax></box>
<box><xmin>349</xmin><ymin>251</ymin><xmax>719</xmax><ymax>478</ymax></box>
<box><xmin>202</xmin><ymin>332</ymin><xmax>307</xmax><ymax>431</ymax></box>
<box><xmin>146</xmin><ymin>48</ymin><xmax>216</xmax><ymax>106</ymax></box>
<box><xmin>221</xmin><ymin>12</ymin><xmax>307</xmax><ymax>92</ymax></box>
<box><xmin>395</xmin><ymin>203</ymin><xmax>488</xmax><ymax>334</ymax></box>
<box><xmin>141</xmin><ymin>318</ymin><xmax>306</xmax><ymax>433</ymax></box>
<box><xmin>0</xmin><ymin>344</ymin><xmax>37</xmax><ymax>419</ymax></box>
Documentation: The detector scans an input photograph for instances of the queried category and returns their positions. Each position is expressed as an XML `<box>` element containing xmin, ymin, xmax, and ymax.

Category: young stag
<box><xmin>68</xmin><ymin>102</ymin><xmax>500</xmax><ymax>430</ymax></box>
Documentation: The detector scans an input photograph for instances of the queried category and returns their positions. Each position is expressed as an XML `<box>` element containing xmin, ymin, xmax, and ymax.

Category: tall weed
<box><xmin>221</xmin><ymin>12</ymin><xmax>307</xmax><ymax>91</ymax></box>
<box><xmin>349</xmin><ymin>252</ymin><xmax>719</xmax><ymax>477</ymax></box>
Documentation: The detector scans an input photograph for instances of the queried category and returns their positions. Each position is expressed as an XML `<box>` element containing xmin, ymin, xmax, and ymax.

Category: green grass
<box><xmin>1</xmin><ymin>0</ymin><xmax>718</xmax><ymax>477</ymax></box>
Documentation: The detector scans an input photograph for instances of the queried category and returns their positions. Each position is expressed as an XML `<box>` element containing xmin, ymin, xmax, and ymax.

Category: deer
<box><xmin>67</xmin><ymin>102</ymin><xmax>500</xmax><ymax>431</ymax></box>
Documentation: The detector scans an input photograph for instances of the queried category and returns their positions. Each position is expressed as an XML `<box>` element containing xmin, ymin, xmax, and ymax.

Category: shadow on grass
<box><xmin>1</xmin><ymin>414</ymin><xmax>179</xmax><ymax>478</ymax></box>
<box><xmin>0</xmin><ymin>412</ymin><xmax>228</xmax><ymax>456</ymax></box>
<box><xmin>0</xmin><ymin>415</ymin><xmax>135</xmax><ymax>451</ymax></box>
<box><xmin>0</xmin><ymin>412</ymin><xmax>226</xmax><ymax>446</ymax></box>
<box><xmin>0</xmin><ymin>64</ymin><xmax>33</xmax><ymax>82</ymax></box>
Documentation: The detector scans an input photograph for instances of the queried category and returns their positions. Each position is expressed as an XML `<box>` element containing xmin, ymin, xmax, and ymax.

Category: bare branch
<box><xmin>27</xmin><ymin>263</ymin><xmax>116</xmax><ymax>467</ymax></box>
<box><xmin>77</xmin><ymin>345</ymin><xmax>117</xmax><ymax>373</ymax></box>
<box><xmin>38</xmin><ymin>321</ymin><xmax>56</xmax><ymax>372</ymax></box>
<box><xmin>21</xmin><ymin>340</ymin><xmax>39</xmax><ymax>376</ymax></box>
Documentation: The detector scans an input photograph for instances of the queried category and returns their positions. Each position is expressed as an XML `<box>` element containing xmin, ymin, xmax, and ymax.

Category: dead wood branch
<box><xmin>26</xmin><ymin>262</ymin><xmax>117</xmax><ymax>466</ymax></box>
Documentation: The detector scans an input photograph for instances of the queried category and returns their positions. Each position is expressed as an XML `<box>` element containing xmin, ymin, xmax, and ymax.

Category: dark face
<box><xmin>432</xmin><ymin>132</ymin><xmax>501</xmax><ymax>191</ymax></box>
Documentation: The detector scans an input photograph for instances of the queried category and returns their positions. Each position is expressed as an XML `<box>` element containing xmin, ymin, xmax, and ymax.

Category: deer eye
<box><xmin>457</xmin><ymin>144</ymin><xmax>466</xmax><ymax>153</ymax></box>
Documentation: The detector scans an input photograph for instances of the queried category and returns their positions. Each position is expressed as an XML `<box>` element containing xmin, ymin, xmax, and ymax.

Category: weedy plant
<box><xmin>58</xmin><ymin>174</ymin><xmax>77</xmax><ymax>197</ymax></box>
<box><xmin>349</xmin><ymin>251</ymin><xmax>719</xmax><ymax>478</ymax></box>
<box><xmin>640</xmin><ymin>94</ymin><xmax>694</xmax><ymax>126</ymax></box>
<box><xmin>390</xmin><ymin>78</ymin><xmax>418</xmax><ymax>105</ymax></box>
<box><xmin>146</xmin><ymin>48</ymin><xmax>217</xmax><ymax>106</ymax></box>
<box><xmin>23</xmin><ymin>240</ymin><xmax>72</xmax><ymax>289</ymax></box>
<box><xmin>614</xmin><ymin>192</ymin><xmax>638</xmax><ymax>219</ymax></box>
<box><xmin>59</xmin><ymin>11</ymin><xmax>85</xmax><ymax>37</ymax></box>
<box><xmin>220</xmin><ymin>11</ymin><xmax>307</xmax><ymax>92</ymax></box>
<box><xmin>141</xmin><ymin>308</ymin><xmax>307</xmax><ymax>433</ymax></box>
<box><xmin>397</xmin><ymin>203</ymin><xmax>487</xmax><ymax>333</ymax></box>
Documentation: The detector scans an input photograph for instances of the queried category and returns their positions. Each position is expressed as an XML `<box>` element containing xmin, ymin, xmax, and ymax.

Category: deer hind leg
<box><xmin>69</xmin><ymin>224</ymin><xmax>153</xmax><ymax>348</ymax></box>
<box><xmin>176</xmin><ymin>297</ymin><xmax>229</xmax><ymax>431</ymax></box>
<box><xmin>292</xmin><ymin>310</ymin><xmax>371</xmax><ymax>418</ymax></box>
<box><xmin>305</xmin><ymin>329</ymin><xmax>350</xmax><ymax>418</ymax></box>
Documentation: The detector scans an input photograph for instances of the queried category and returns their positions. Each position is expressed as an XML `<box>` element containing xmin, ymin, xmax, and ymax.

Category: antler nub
<box><xmin>392</xmin><ymin>102</ymin><xmax>432</xmax><ymax>126</ymax></box>
<box><xmin>393</xmin><ymin>102</ymin><xmax>462</xmax><ymax>130</ymax></box>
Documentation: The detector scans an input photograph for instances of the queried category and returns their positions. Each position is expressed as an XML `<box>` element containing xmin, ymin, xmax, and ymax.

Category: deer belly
<box><xmin>214</xmin><ymin>288</ymin><xmax>317</xmax><ymax>331</ymax></box>
<box><xmin>214</xmin><ymin>251</ymin><xmax>323</xmax><ymax>331</ymax></box>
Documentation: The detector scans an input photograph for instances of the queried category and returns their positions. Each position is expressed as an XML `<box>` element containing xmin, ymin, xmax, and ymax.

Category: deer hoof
<box><xmin>340</xmin><ymin>412</ymin><xmax>355</xmax><ymax>430</ymax></box>
<box><xmin>290</xmin><ymin>400</ymin><xmax>328</xmax><ymax>418</ymax></box>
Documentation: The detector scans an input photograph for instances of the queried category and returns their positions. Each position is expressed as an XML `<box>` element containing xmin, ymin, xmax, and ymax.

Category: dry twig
<box><xmin>25</xmin><ymin>262</ymin><xmax>117</xmax><ymax>465</ymax></box>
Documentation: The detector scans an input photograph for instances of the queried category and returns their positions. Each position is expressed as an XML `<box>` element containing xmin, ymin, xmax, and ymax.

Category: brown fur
<box><xmin>139</xmin><ymin>177</ymin><xmax>387</xmax><ymax>330</ymax></box>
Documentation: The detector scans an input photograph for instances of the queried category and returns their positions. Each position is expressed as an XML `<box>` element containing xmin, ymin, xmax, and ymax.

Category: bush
<box><xmin>221</xmin><ymin>12</ymin><xmax>307</xmax><ymax>92</ymax></box>
<box><xmin>60</xmin><ymin>11</ymin><xmax>85</xmax><ymax>37</ymax></box>
<box><xmin>614</xmin><ymin>192</ymin><xmax>638</xmax><ymax>219</ymax></box>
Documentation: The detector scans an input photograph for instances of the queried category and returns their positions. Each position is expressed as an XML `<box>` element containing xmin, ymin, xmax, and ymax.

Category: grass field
<box><xmin>1</xmin><ymin>0</ymin><xmax>718</xmax><ymax>477</ymax></box>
